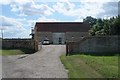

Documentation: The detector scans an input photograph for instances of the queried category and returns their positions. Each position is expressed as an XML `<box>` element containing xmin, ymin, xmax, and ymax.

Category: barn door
<box><xmin>52</xmin><ymin>33</ymin><xmax>65</xmax><ymax>44</ymax></box>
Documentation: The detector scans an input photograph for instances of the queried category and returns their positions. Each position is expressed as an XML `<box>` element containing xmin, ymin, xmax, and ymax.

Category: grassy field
<box><xmin>60</xmin><ymin>54</ymin><xmax>119</xmax><ymax>78</ymax></box>
<box><xmin>0</xmin><ymin>49</ymin><xmax>35</xmax><ymax>55</ymax></box>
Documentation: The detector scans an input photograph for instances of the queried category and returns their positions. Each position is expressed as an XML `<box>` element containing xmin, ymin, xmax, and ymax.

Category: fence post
<box><xmin>35</xmin><ymin>40</ymin><xmax>38</xmax><ymax>51</ymax></box>
<box><xmin>66</xmin><ymin>42</ymin><xmax>70</xmax><ymax>56</ymax></box>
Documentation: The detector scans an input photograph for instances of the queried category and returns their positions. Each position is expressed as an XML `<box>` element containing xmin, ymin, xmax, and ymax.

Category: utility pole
<box><xmin>1</xmin><ymin>29</ymin><xmax>3</xmax><ymax>39</ymax></box>
<box><xmin>0</xmin><ymin>27</ymin><xmax>5</xmax><ymax>40</ymax></box>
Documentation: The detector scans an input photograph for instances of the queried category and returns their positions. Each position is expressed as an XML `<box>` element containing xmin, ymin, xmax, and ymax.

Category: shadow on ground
<box><xmin>67</xmin><ymin>52</ymin><xmax>120</xmax><ymax>56</ymax></box>
<box><xmin>2</xmin><ymin>48</ymin><xmax>36</xmax><ymax>54</ymax></box>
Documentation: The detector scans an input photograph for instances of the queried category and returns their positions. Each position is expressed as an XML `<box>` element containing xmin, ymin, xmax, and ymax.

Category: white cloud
<box><xmin>17</xmin><ymin>13</ymin><xmax>27</xmax><ymax>17</ymax></box>
<box><xmin>1</xmin><ymin>16</ymin><xmax>23</xmax><ymax>28</ymax></box>
<box><xmin>31</xmin><ymin>4</ymin><xmax>55</xmax><ymax>16</ymax></box>
<box><xmin>0</xmin><ymin>0</ymin><xmax>55</xmax><ymax>16</ymax></box>
<box><xmin>0</xmin><ymin>0</ymin><xmax>34</xmax><ymax>5</ymax></box>
<box><xmin>0</xmin><ymin>16</ymin><xmax>30</xmax><ymax>38</ymax></box>
<box><xmin>53</xmin><ymin>1</ymin><xmax>103</xmax><ymax>18</ymax></box>
<box><xmin>2</xmin><ymin>0</ymin><xmax>118</xmax><ymax>18</ymax></box>
<box><xmin>0</xmin><ymin>0</ymin><xmax>119</xmax><ymax>5</ymax></box>
<box><xmin>97</xmin><ymin>2</ymin><xmax>118</xmax><ymax>18</ymax></box>
<box><xmin>80</xmin><ymin>0</ymin><xmax>119</xmax><ymax>2</ymax></box>
<box><xmin>27</xmin><ymin>17</ymin><xmax>60</xmax><ymax>27</ymax></box>
<box><xmin>53</xmin><ymin>0</ymin><xmax>118</xmax><ymax>19</ymax></box>
<box><xmin>14</xmin><ymin>0</ymin><xmax>32</xmax><ymax>5</ymax></box>
<box><xmin>53</xmin><ymin>0</ymin><xmax>75</xmax><ymax>14</ymax></box>
<box><xmin>74</xmin><ymin>17</ymin><xmax>83</xmax><ymax>22</ymax></box>
<box><xmin>74</xmin><ymin>19</ymin><xmax>83</xmax><ymax>22</ymax></box>
<box><xmin>10</xmin><ymin>2</ymin><xmax>55</xmax><ymax>16</ymax></box>
<box><xmin>10</xmin><ymin>4</ymin><xmax>23</xmax><ymax>12</ymax></box>
<box><xmin>37</xmin><ymin>17</ymin><xmax>59</xmax><ymax>22</ymax></box>
<box><xmin>0</xmin><ymin>0</ymin><xmax>12</xmax><ymax>5</ymax></box>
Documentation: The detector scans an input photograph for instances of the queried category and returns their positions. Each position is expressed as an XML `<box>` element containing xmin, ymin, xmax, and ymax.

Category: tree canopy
<box><xmin>84</xmin><ymin>16</ymin><xmax>120</xmax><ymax>36</ymax></box>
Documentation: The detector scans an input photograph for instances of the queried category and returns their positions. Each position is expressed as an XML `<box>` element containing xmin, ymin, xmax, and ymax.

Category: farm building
<box><xmin>31</xmin><ymin>22</ymin><xmax>90</xmax><ymax>44</ymax></box>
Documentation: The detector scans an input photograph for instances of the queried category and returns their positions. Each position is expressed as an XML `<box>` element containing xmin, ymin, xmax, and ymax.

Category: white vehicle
<box><xmin>42</xmin><ymin>40</ymin><xmax>50</xmax><ymax>45</ymax></box>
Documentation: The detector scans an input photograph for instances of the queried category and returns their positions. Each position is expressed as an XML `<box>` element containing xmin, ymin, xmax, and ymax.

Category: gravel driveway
<box><xmin>2</xmin><ymin>45</ymin><xmax>68</xmax><ymax>78</ymax></box>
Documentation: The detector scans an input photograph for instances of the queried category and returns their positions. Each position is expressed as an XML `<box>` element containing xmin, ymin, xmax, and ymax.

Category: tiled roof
<box><xmin>35</xmin><ymin>22</ymin><xmax>90</xmax><ymax>32</ymax></box>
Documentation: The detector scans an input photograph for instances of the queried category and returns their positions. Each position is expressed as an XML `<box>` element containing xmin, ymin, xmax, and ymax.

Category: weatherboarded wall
<box><xmin>2</xmin><ymin>39</ymin><xmax>39</xmax><ymax>51</ymax></box>
<box><xmin>66</xmin><ymin>36</ymin><xmax>120</xmax><ymax>55</ymax></box>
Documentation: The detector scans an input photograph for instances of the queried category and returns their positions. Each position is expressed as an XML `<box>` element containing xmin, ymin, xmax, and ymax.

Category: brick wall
<box><xmin>66</xmin><ymin>36</ymin><xmax>120</xmax><ymax>55</ymax></box>
<box><xmin>2</xmin><ymin>39</ymin><xmax>39</xmax><ymax>51</ymax></box>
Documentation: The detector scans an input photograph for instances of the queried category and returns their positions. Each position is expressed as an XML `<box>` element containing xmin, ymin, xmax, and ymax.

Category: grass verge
<box><xmin>60</xmin><ymin>54</ymin><xmax>118</xmax><ymax>78</ymax></box>
<box><xmin>0</xmin><ymin>48</ymin><xmax>35</xmax><ymax>55</ymax></box>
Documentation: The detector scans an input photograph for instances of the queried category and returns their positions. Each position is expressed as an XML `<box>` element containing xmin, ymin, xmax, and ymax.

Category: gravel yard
<box><xmin>2</xmin><ymin>45</ymin><xmax>68</xmax><ymax>78</ymax></box>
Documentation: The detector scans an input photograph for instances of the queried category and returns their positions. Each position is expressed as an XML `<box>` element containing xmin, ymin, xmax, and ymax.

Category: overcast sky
<box><xmin>0</xmin><ymin>0</ymin><xmax>119</xmax><ymax>38</ymax></box>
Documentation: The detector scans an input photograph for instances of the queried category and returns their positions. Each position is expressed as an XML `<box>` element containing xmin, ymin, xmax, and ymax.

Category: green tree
<box><xmin>83</xmin><ymin>16</ymin><xmax>97</xmax><ymax>26</ymax></box>
<box><xmin>89</xmin><ymin>16</ymin><xmax>120</xmax><ymax>36</ymax></box>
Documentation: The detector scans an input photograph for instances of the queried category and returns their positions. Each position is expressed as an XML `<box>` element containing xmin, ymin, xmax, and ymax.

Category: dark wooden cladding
<box><xmin>35</xmin><ymin>22</ymin><xmax>90</xmax><ymax>32</ymax></box>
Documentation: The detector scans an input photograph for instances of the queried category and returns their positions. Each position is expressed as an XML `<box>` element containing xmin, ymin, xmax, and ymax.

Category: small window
<box><xmin>72</xmin><ymin>36</ymin><xmax>74</xmax><ymax>38</ymax></box>
<box><xmin>81</xmin><ymin>36</ymin><xmax>84</xmax><ymax>38</ymax></box>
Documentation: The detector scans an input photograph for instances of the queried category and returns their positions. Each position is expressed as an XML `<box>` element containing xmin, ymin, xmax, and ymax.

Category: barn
<box><xmin>32</xmin><ymin>22</ymin><xmax>90</xmax><ymax>44</ymax></box>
